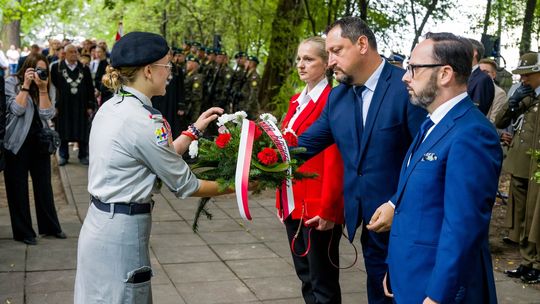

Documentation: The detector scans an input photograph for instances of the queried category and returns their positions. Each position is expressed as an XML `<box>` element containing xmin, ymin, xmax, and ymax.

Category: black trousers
<box><xmin>59</xmin><ymin>139</ymin><xmax>88</xmax><ymax>160</ymax></box>
<box><xmin>285</xmin><ymin>217</ymin><xmax>343</xmax><ymax>304</ymax></box>
<box><xmin>4</xmin><ymin>135</ymin><xmax>62</xmax><ymax>240</ymax></box>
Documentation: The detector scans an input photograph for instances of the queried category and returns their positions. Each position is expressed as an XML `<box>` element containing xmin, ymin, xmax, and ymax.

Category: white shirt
<box><xmin>424</xmin><ymin>91</ymin><xmax>468</xmax><ymax>140</ymax></box>
<box><xmin>90</xmin><ymin>59</ymin><xmax>99</xmax><ymax>74</ymax></box>
<box><xmin>65</xmin><ymin>60</ymin><xmax>77</xmax><ymax>71</ymax></box>
<box><xmin>287</xmin><ymin>77</ymin><xmax>328</xmax><ymax>130</ymax></box>
<box><xmin>535</xmin><ymin>86</ymin><xmax>540</xmax><ymax>98</ymax></box>
<box><xmin>355</xmin><ymin>59</ymin><xmax>385</xmax><ymax>126</ymax></box>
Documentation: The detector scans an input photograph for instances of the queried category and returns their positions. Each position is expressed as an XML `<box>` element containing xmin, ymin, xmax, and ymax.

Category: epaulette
<box><xmin>143</xmin><ymin>104</ymin><xmax>164</xmax><ymax>121</ymax></box>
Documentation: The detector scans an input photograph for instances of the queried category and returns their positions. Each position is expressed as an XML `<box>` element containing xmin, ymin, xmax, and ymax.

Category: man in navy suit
<box><xmin>297</xmin><ymin>17</ymin><xmax>425</xmax><ymax>304</ymax></box>
<box><xmin>467</xmin><ymin>39</ymin><xmax>495</xmax><ymax>115</ymax></box>
<box><xmin>384</xmin><ymin>32</ymin><xmax>502</xmax><ymax>303</ymax></box>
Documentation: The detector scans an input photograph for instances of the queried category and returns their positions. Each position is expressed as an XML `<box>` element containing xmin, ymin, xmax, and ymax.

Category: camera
<box><xmin>35</xmin><ymin>67</ymin><xmax>48</xmax><ymax>80</ymax></box>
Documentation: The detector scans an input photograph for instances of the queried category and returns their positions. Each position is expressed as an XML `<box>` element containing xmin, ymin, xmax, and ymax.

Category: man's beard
<box><xmin>409</xmin><ymin>72</ymin><xmax>438</xmax><ymax>109</ymax></box>
<box><xmin>332</xmin><ymin>67</ymin><xmax>354</xmax><ymax>85</ymax></box>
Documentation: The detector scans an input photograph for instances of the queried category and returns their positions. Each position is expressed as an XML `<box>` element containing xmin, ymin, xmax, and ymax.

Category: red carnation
<box><xmin>254</xmin><ymin>126</ymin><xmax>263</xmax><ymax>139</ymax></box>
<box><xmin>257</xmin><ymin>147</ymin><xmax>278</xmax><ymax>165</ymax></box>
<box><xmin>215</xmin><ymin>133</ymin><xmax>232</xmax><ymax>148</ymax></box>
<box><xmin>283</xmin><ymin>131</ymin><xmax>298</xmax><ymax>147</ymax></box>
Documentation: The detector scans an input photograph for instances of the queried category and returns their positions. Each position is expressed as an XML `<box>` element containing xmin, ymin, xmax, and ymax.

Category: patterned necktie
<box><xmin>410</xmin><ymin>117</ymin><xmax>434</xmax><ymax>156</ymax></box>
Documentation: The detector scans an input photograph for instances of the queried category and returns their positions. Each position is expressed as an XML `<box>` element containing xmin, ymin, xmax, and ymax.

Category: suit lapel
<box><xmin>357</xmin><ymin>62</ymin><xmax>391</xmax><ymax>163</ymax></box>
<box><xmin>282</xmin><ymin>95</ymin><xmax>300</xmax><ymax>129</ymax></box>
<box><xmin>293</xmin><ymin>85</ymin><xmax>331</xmax><ymax>131</ymax></box>
<box><xmin>394</xmin><ymin>97</ymin><xmax>474</xmax><ymax>204</ymax></box>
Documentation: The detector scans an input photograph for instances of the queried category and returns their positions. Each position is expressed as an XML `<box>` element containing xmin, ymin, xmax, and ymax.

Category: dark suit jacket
<box><xmin>468</xmin><ymin>67</ymin><xmax>495</xmax><ymax>115</ymax></box>
<box><xmin>298</xmin><ymin>61</ymin><xmax>426</xmax><ymax>241</ymax></box>
<box><xmin>387</xmin><ymin>96</ymin><xmax>501</xmax><ymax>303</ymax></box>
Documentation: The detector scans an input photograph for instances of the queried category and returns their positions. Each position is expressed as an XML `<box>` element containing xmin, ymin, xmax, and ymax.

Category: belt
<box><xmin>91</xmin><ymin>196</ymin><xmax>153</xmax><ymax>215</ymax></box>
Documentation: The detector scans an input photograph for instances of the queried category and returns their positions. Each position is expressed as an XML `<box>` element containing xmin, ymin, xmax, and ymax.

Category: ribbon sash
<box><xmin>235</xmin><ymin>119</ymin><xmax>256</xmax><ymax>220</ymax></box>
<box><xmin>259</xmin><ymin>120</ymin><xmax>295</xmax><ymax>219</ymax></box>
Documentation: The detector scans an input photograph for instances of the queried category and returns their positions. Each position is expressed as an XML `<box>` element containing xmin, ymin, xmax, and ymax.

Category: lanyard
<box><xmin>118</xmin><ymin>89</ymin><xmax>145</xmax><ymax>105</ymax></box>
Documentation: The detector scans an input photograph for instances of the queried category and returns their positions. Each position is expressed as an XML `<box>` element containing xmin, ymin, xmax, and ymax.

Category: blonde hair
<box><xmin>102</xmin><ymin>65</ymin><xmax>142</xmax><ymax>92</ymax></box>
<box><xmin>299</xmin><ymin>36</ymin><xmax>328</xmax><ymax>63</ymax></box>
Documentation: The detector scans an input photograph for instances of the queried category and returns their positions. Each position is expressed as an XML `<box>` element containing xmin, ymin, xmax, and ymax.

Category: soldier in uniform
<box><xmin>237</xmin><ymin>55</ymin><xmax>261</xmax><ymax>118</ymax></box>
<box><xmin>496</xmin><ymin>52</ymin><xmax>540</xmax><ymax>284</ymax></box>
<box><xmin>229</xmin><ymin>51</ymin><xmax>247</xmax><ymax>112</ymax></box>
<box><xmin>74</xmin><ymin>32</ymin><xmax>227</xmax><ymax>303</ymax></box>
<box><xmin>212</xmin><ymin>50</ymin><xmax>233</xmax><ymax>111</ymax></box>
<box><xmin>184</xmin><ymin>54</ymin><xmax>204</xmax><ymax>122</ymax></box>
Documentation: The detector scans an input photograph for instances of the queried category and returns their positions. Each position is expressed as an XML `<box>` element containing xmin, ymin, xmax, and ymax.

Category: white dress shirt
<box><xmin>354</xmin><ymin>58</ymin><xmax>385</xmax><ymax>126</ymax></box>
<box><xmin>286</xmin><ymin>77</ymin><xmax>328</xmax><ymax>130</ymax></box>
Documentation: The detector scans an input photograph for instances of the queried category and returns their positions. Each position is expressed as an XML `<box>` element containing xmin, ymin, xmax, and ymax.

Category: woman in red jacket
<box><xmin>277</xmin><ymin>37</ymin><xmax>345</xmax><ymax>304</ymax></box>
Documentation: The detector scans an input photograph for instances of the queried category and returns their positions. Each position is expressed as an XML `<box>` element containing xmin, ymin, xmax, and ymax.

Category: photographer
<box><xmin>3</xmin><ymin>53</ymin><xmax>65</xmax><ymax>245</ymax></box>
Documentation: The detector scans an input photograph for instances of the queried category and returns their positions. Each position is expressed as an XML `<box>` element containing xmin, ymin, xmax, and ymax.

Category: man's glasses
<box><xmin>406</xmin><ymin>63</ymin><xmax>445</xmax><ymax>78</ymax></box>
<box><xmin>152</xmin><ymin>62</ymin><xmax>173</xmax><ymax>72</ymax></box>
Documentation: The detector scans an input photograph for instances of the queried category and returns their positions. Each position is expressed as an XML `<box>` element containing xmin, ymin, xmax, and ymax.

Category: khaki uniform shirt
<box><xmin>495</xmin><ymin>92</ymin><xmax>540</xmax><ymax>178</ymax></box>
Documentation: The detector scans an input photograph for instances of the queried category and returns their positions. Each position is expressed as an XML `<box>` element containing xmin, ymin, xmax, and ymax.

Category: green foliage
<box><xmin>528</xmin><ymin>149</ymin><xmax>540</xmax><ymax>183</ymax></box>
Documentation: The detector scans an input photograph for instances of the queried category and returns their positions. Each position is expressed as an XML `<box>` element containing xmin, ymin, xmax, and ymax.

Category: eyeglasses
<box><xmin>406</xmin><ymin>63</ymin><xmax>445</xmax><ymax>78</ymax></box>
<box><xmin>152</xmin><ymin>62</ymin><xmax>173</xmax><ymax>72</ymax></box>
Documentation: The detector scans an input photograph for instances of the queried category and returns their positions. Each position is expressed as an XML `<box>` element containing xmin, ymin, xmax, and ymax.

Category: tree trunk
<box><xmin>482</xmin><ymin>0</ymin><xmax>492</xmax><ymax>37</ymax></box>
<box><xmin>303</xmin><ymin>0</ymin><xmax>317</xmax><ymax>36</ymax></box>
<box><xmin>259</xmin><ymin>0</ymin><xmax>304</xmax><ymax>110</ymax></box>
<box><xmin>160</xmin><ymin>9</ymin><xmax>167</xmax><ymax>40</ymax></box>
<box><xmin>6</xmin><ymin>20</ymin><xmax>21</xmax><ymax>49</ymax></box>
<box><xmin>519</xmin><ymin>0</ymin><xmax>537</xmax><ymax>55</ymax></box>
<box><xmin>410</xmin><ymin>0</ymin><xmax>439</xmax><ymax>52</ymax></box>
<box><xmin>359</xmin><ymin>0</ymin><xmax>369</xmax><ymax>21</ymax></box>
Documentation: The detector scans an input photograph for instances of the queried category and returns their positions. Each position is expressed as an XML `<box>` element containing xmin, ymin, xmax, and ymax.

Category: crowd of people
<box><xmin>0</xmin><ymin>15</ymin><xmax>539</xmax><ymax>303</ymax></box>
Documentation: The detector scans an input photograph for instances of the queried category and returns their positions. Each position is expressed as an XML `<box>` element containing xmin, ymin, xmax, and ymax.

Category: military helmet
<box><xmin>512</xmin><ymin>52</ymin><xmax>540</xmax><ymax>75</ymax></box>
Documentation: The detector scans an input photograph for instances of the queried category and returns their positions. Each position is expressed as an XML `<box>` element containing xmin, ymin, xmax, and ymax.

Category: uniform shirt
<box><xmin>88</xmin><ymin>86</ymin><xmax>200</xmax><ymax>204</ymax></box>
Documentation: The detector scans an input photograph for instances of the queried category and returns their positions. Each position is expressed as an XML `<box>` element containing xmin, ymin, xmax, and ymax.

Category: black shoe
<box><xmin>521</xmin><ymin>268</ymin><xmax>540</xmax><ymax>284</ymax></box>
<box><xmin>58</xmin><ymin>157</ymin><xmax>68</xmax><ymax>166</ymax></box>
<box><xmin>53</xmin><ymin>231</ymin><xmax>67</xmax><ymax>239</ymax></box>
<box><xmin>502</xmin><ymin>237</ymin><xmax>519</xmax><ymax>246</ymax></box>
<box><xmin>505</xmin><ymin>265</ymin><xmax>531</xmax><ymax>278</ymax></box>
<box><xmin>21</xmin><ymin>237</ymin><xmax>37</xmax><ymax>245</ymax></box>
<box><xmin>79</xmin><ymin>157</ymin><xmax>89</xmax><ymax>166</ymax></box>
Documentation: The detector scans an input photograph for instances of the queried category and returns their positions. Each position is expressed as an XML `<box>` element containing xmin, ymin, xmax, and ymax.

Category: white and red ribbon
<box><xmin>259</xmin><ymin>120</ymin><xmax>295</xmax><ymax>219</ymax></box>
<box><xmin>235</xmin><ymin>119</ymin><xmax>256</xmax><ymax>220</ymax></box>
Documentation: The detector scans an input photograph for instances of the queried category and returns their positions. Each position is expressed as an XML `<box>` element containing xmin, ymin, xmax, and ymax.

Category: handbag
<box><xmin>37</xmin><ymin>126</ymin><xmax>61</xmax><ymax>155</ymax></box>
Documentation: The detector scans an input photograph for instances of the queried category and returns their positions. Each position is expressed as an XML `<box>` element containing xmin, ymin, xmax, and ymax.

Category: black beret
<box><xmin>206</xmin><ymin>48</ymin><xmax>215</xmax><ymax>55</ymax></box>
<box><xmin>216</xmin><ymin>49</ymin><xmax>227</xmax><ymax>56</ymax></box>
<box><xmin>234</xmin><ymin>51</ymin><xmax>246</xmax><ymax>59</ymax></box>
<box><xmin>110</xmin><ymin>32</ymin><xmax>169</xmax><ymax>68</ymax></box>
<box><xmin>191</xmin><ymin>42</ymin><xmax>201</xmax><ymax>48</ymax></box>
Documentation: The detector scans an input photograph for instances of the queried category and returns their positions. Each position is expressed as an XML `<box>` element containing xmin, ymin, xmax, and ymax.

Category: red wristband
<box><xmin>182</xmin><ymin>131</ymin><xmax>197</xmax><ymax>140</ymax></box>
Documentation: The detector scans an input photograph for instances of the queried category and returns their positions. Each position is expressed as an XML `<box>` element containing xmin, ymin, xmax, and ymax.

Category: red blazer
<box><xmin>276</xmin><ymin>84</ymin><xmax>345</xmax><ymax>224</ymax></box>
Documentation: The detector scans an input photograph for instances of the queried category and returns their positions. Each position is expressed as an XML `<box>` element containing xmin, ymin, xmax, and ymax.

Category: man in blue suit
<box><xmin>384</xmin><ymin>32</ymin><xmax>502</xmax><ymax>303</ymax></box>
<box><xmin>297</xmin><ymin>17</ymin><xmax>425</xmax><ymax>304</ymax></box>
<box><xmin>467</xmin><ymin>39</ymin><xmax>495</xmax><ymax>115</ymax></box>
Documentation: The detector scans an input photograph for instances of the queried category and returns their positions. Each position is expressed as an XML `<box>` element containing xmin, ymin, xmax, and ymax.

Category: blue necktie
<box><xmin>354</xmin><ymin>85</ymin><xmax>367</xmax><ymax>139</ymax></box>
<box><xmin>411</xmin><ymin>117</ymin><xmax>434</xmax><ymax>156</ymax></box>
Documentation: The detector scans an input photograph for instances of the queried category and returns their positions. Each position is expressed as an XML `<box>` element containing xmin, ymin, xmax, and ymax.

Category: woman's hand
<box><xmin>33</xmin><ymin>71</ymin><xmax>48</xmax><ymax>91</ymax></box>
<box><xmin>23</xmin><ymin>68</ymin><xmax>35</xmax><ymax>89</ymax></box>
<box><xmin>193</xmin><ymin>107</ymin><xmax>224</xmax><ymax>132</ymax></box>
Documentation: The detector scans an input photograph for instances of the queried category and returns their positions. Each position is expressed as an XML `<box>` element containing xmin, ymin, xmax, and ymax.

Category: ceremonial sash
<box><xmin>235</xmin><ymin>119</ymin><xmax>256</xmax><ymax>220</ymax></box>
<box><xmin>259</xmin><ymin>120</ymin><xmax>295</xmax><ymax>219</ymax></box>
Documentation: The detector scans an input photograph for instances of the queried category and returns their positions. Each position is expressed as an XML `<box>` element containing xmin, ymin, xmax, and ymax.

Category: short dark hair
<box><xmin>468</xmin><ymin>38</ymin><xmax>484</xmax><ymax>62</ymax></box>
<box><xmin>325</xmin><ymin>16</ymin><xmax>377</xmax><ymax>51</ymax></box>
<box><xmin>479</xmin><ymin>58</ymin><xmax>498</xmax><ymax>71</ymax></box>
<box><xmin>424</xmin><ymin>32</ymin><xmax>473</xmax><ymax>85</ymax></box>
